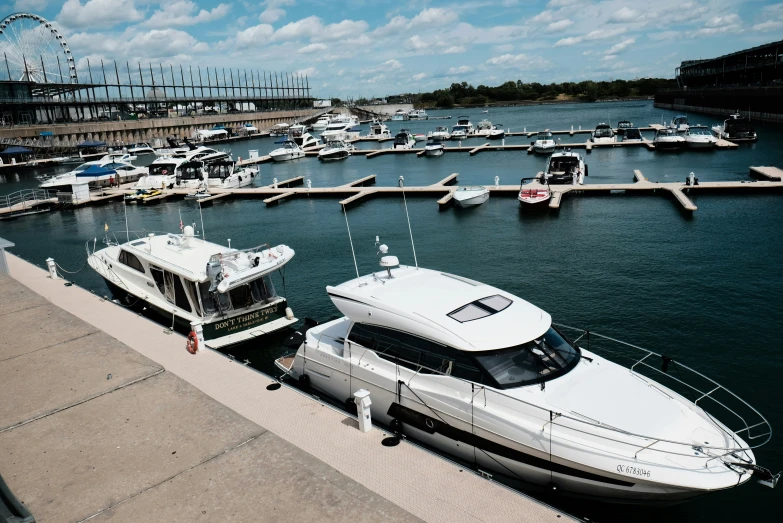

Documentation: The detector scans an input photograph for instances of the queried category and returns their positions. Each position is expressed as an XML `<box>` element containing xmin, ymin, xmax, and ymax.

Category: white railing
<box><xmin>0</xmin><ymin>189</ymin><xmax>59</xmax><ymax>211</ymax></box>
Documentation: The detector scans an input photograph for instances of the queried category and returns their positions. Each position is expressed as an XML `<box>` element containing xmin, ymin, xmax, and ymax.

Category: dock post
<box><xmin>190</xmin><ymin>321</ymin><xmax>204</xmax><ymax>352</ymax></box>
<box><xmin>273</xmin><ymin>177</ymin><xmax>278</xmax><ymax>188</ymax></box>
<box><xmin>46</xmin><ymin>257</ymin><xmax>59</xmax><ymax>280</ymax></box>
<box><xmin>354</xmin><ymin>389</ymin><xmax>372</xmax><ymax>432</ymax></box>
<box><xmin>495</xmin><ymin>176</ymin><xmax>499</xmax><ymax>188</ymax></box>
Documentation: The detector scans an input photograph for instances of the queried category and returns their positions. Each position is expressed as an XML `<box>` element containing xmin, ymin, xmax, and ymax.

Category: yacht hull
<box><xmin>454</xmin><ymin>192</ymin><xmax>489</xmax><ymax>207</ymax></box>
<box><xmin>424</xmin><ymin>148</ymin><xmax>444</xmax><ymax>157</ymax></box>
<box><xmin>318</xmin><ymin>151</ymin><xmax>350</xmax><ymax>161</ymax></box>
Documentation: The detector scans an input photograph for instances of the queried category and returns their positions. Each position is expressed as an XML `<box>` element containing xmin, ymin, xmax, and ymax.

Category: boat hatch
<box><xmin>448</xmin><ymin>295</ymin><xmax>512</xmax><ymax>323</ymax></box>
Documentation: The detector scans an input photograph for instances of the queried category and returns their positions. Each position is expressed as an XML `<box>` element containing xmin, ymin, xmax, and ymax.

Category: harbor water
<box><xmin>1</xmin><ymin>101</ymin><xmax>781</xmax><ymax>522</ymax></box>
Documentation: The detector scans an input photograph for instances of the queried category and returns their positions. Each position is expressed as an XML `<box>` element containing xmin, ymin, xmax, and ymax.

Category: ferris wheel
<box><xmin>0</xmin><ymin>13</ymin><xmax>77</xmax><ymax>83</ymax></box>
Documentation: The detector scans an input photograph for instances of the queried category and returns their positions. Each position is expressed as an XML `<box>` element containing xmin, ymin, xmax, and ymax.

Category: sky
<box><xmin>3</xmin><ymin>0</ymin><xmax>783</xmax><ymax>98</ymax></box>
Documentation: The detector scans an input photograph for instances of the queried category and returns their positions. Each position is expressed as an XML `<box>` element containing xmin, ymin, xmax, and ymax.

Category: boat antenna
<box><xmin>198</xmin><ymin>198</ymin><xmax>206</xmax><ymax>240</ymax></box>
<box><xmin>342</xmin><ymin>204</ymin><xmax>360</xmax><ymax>278</ymax></box>
<box><xmin>398</xmin><ymin>176</ymin><xmax>418</xmax><ymax>268</ymax></box>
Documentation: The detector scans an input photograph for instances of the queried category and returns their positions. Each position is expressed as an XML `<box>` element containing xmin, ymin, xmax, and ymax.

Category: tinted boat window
<box><xmin>118</xmin><ymin>249</ymin><xmax>145</xmax><ymax>273</ymax></box>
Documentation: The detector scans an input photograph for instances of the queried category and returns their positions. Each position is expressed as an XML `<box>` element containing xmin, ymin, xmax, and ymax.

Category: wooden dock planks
<box><xmin>341</xmin><ymin>174</ymin><xmax>377</xmax><ymax>187</ymax></box>
<box><xmin>263</xmin><ymin>191</ymin><xmax>295</xmax><ymax>204</ymax></box>
<box><xmin>434</xmin><ymin>173</ymin><xmax>459</xmax><ymax>186</ymax></box>
<box><xmin>749</xmin><ymin>166</ymin><xmax>783</xmax><ymax>180</ymax></box>
<box><xmin>339</xmin><ymin>190</ymin><xmax>377</xmax><ymax>206</ymax></box>
<box><xmin>469</xmin><ymin>143</ymin><xmax>491</xmax><ymax>156</ymax></box>
<box><xmin>669</xmin><ymin>188</ymin><xmax>698</xmax><ymax>211</ymax></box>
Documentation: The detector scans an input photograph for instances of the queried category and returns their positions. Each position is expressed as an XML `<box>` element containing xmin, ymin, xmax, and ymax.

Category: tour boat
<box><xmin>393</xmin><ymin>130</ymin><xmax>416</xmax><ymax>150</ymax></box>
<box><xmin>684</xmin><ymin>126</ymin><xmax>717</xmax><ymax>149</ymax></box>
<box><xmin>128</xmin><ymin>143</ymin><xmax>155</xmax><ymax>155</ymax></box>
<box><xmin>428</xmin><ymin>126</ymin><xmax>451</xmax><ymax>141</ymax></box>
<box><xmin>653</xmin><ymin>128</ymin><xmax>685</xmax><ymax>150</ymax></box>
<box><xmin>543</xmin><ymin>149</ymin><xmax>587</xmax><ymax>185</ymax></box>
<box><xmin>269</xmin><ymin>123</ymin><xmax>290</xmax><ymax>137</ymax></box>
<box><xmin>424</xmin><ymin>142</ymin><xmax>444</xmax><ymax>156</ymax></box>
<box><xmin>591</xmin><ymin>123</ymin><xmax>616</xmax><ymax>144</ymax></box>
<box><xmin>616</xmin><ymin>120</ymin><xmax>634</xmax><ymax>136</ymax></box>
<box><xmin>518</xmin><ymin>177</ymin><xmax>552</xmax><ymax>207</ymax></box>
<box><xmin>533</xmin><ymin>131</ymin><xmax>556</xmax><ymax>154</ymax></box>
<box><xmin>39</xmin><ymin>157</ymin><xmax>147</xmax><ymax>190</ymax></box>
<box><xmin>275</xmin><ymin>246</ymin><xmax>776</xmax><ymax>503</ymax></box>
<box><xmin>88</xmin><ymin>227</ymin><xmax>297</xmax><ymax>349</ymax></box>
<box><xmin>318</xmin><ymin>140</ymin><xmax>352</xmax><ymax>161</ymax></box>
<box><xmin>290</xmin><ymin>124</ymin><xmax>321</xmax><ymax>149</ymax></box>
<box><xmin>670</xmin><ymin>115</ymin><xmax>690</xmax><ymax>132</ymax></box>
<box><xmin>269</xmin><ymin>140</ymin><xmax>305</xmax><ymax>162</ymax></box>
<box><xmin>453</xmin><ymin>185</ymin><xmax>489</xmax><ymax>207</ymax></box>
<box><xmin>369</xmin><ymin>119</ymin><xmax>391</xmax><ymax>139</ymax></box>
<box><xmin>712</xmin><ymin>113</ymin><xmax>757</xmax><ymax>142</ymax></box>
<box><xmin>312</xmin><ymin>116</ymin><xmax>331</xmax><ymax>131</ymax></box>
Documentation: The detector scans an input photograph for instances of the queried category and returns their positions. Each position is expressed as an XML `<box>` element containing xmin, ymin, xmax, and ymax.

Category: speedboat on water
<box><xmin>653</xmin><ymin>128</ymin><xmax>685</xmax><ymax>151</ymax></box>
<box><xmin>453</xmin><ymin>185</ymin><xmax>489</xmax><ymax>207</ymax></box>
<box><xmin>393</xmin><ymin>130</ymin><xmax>416</xmax><ymax>150</ymax></box>
<box><xmin>127</xmin><ymin>143</ymin><xmax>155</xmax><ymax>155</ymax></box>
<box><xmin>318</xmin><ymin>140</ymin><xmax>352</xmax><ymax>161</ymax></box>
<box><xmin>518</xmin><ymin>177</ymin><xmax>552</xmax><ymax>207</ymax></box>
<box><xmin>616</xmin><ymin>120</ymin><xmax>634</xmax><ymax>136</ymax></box>
<box><xmin>428</xmin><ymin>126</ymin><xmax>451</xmax><ymax>141</ymax></box>
<box><xmin>533</xmin><ymin>131</ymin><xmax>556</xmax><ymax>154</ymax></box>
<box><xmin>488</xmin><ymin>125</ymin><xmax>505</xmax><ymax>140</ymax></box>
<box><xmin>290</xmin><ymin>124</ymin><xmax>321</xmax><ymax>149</ymax></box>
<box><xmin>684</xmin><ymin>126</ymin><xmax>717</xmax><ymax>149</ymax></box>
<box><xmin>543</xmin><ymin>149</ymin><xmax>586</xmax><ymax>185</ymax></box>
<box><xmin>670</xmin><ymin>115</ymin><xmax>690</xmax><ymax>132</ymax></box>
<box><xmin>712</xmin><ymin>113</ymin><xmax>757</xmax><ymax>142</ymax></box>
<box><xmin>321</xmin><ymin>120</ymin><xmax>357</xmax><ymax>143</ymax></box>
<box><xmin>88</xmin><ymin>227</ymin><xmax>297</xmax><ymax>349</ymax></box>
<box><xmin>591</xmin><ymin>123</ymin><xmax>616</xmax><ymax>144</ymax></box>
<box><xmin>424</xmin><ymin>142</ymin><xmax>444</xmax><ymax>156</ymax></box>
<box><xmin>475</xmin><ymin>119</ymin><xmax>494</xmax><ymax>137</ymax></box>
<box><xmin>269</xmin><ymin>140</ymin><xmax>305</xmax><ymax>162</ymax></box>
<box><xmin>275</xmin><ymin>246</ymin><xmax>777</xmax><ymax>503</ymax></box>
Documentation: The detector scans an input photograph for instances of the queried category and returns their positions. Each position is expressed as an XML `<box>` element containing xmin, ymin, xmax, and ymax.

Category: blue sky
<box><xmin>4</xmin><ymin>0</ymin><xmax>783</xmax><ymax>98</ymax></box>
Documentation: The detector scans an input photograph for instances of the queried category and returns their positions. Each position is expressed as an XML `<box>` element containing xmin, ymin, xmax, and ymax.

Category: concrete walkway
<box><xmin>1</xmin><ymin>255</ymin><xmax>570</xmax><ymax>522</ymax></box>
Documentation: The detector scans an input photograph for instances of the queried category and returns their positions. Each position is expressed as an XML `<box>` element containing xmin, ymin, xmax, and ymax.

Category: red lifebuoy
<box><xmin>186</xmin><ymin>331</ymin><xmax>199</xmax><ymax>354</ymax></box>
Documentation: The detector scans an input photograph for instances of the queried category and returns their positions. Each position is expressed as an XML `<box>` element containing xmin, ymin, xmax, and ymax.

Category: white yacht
<box><xmin>456</xmin><ymin>116</ymin><xmax>474</xmax><ymax>135</ymax></box>
<box><xmin>453</xmin><ymin>186</ymin><xmax>489</xmax><ymax>207</ymax></box>
<box><xmin>269</xmin><ymin>140</ymin><xmax>305</xmax><ymax>162</ymax></box>
<box><xmin>424</xmin><ymin>142</ymin><xmax>444</xmax><ymax>157</ymax></box>
<box><xmin>427</xmin><ymin>126</ymin><xmax>451</xmax><ymax>141</ymax></box>
<box><xmin>290</xmin><ymin>124</ymin><xmax>321</xmax><ymax>149</ymax></box>
<box><xmin>542</xmin><ymin>149</ymin><xmax>587</xmax><ymax>185</ymax></box>
<box><xmin>518</xmin><ymin>177</ymin><xmax>552</xmax><ymax>207</ymax></box>
<box><xmin>670</xmin><ymin>115</ymin><xmax>690</xmax><ymax>132</ymax></box>
<box><xmin>475</xmin><ymin>119</ymin><xmax>494</xmax><ymax>137</ymax></box>
<box><xmin>242</xmin><ymin>123</ymin><xmax>258</xmax><ymax>135</ymax></box>
<box><xmin>276</xmin><ymin>249</ymin><xmax>777</xmax><ymax>503</ymax></box>
<box><xmin>102</xmin><ymin>150</ymin><xmax>137</xmax><ymax>163</ymax></box>
<box><xmin>591</xmin><ymin>123</ymin><xmax>616</xmax><ymax>144</ymax></box>
<box><xmin>712</xmin><ymin>113</ymin><xmax>757</xmax><ymax>142</ymax></box>
<box><xmin>202</xmin><ymin>152</ymin><xmax>257</xmax><ymax>189</ymax></box>
<box><xmin>269</xmin><ymin>123</ymin><xmax>290</xmax><ymax>137</ymax></box>
<box><xmin>488</xmin><ymin>125</ymin><xmax>505</xmax><ymax>140</ymax></box>
<box><xmin>135</xmin><ymin>145</ymin><xmax>221</xmax><ymax>190</ymax></box>
<box><xmin>318</xmin><ymin>140</ymin><xmax>352</xmax><ymax>161</ymax></box>
<box><xmin>533</xmin><ymin>131</ymin><xmax>556</xmax><ymax>154</ymax></box>
<box><xmin>321</xmin><ymin>120</ymin><xmax>360</xmax><ymax>143</ymax></box>
<box><xmin>684</xmin><ymin>126</ymin><xmax>717</xmax><ymax>149</ymax></box>
<box><xmin>408</xmin><ymin>109</ymin><xmax>428</xmax><ymax>119</ymax></box>
<box><xmin>369</xmin><ymin>119</ymin><xmax>391</xmax><ymax>139</ymax></box>
<box><xmin>39</xmin><ymin>158</ymin><xmax>147</xmax><ymax>190</ymax></box>
<box><xmin>154</xmin><ymin>138</ymin><xmax>190</xmax><ymax>157</ymax></box>
<box><xmin>450</xmin><ymin>125</ymin><xmax>468</xmax><ymax>140</ymax></box>
<box><xmin>392</xmin><ymin>109</ymin><xmax>407</xmax><ymax>121</ymax></box>
<box><xmin>128</xmin><ymin>143</ymin><xmax>155</xmax><ymax>155</ymax></box>
<box><xmin>88</xmin><ymin>228</ymin><xmax>297</xmax><ymax>349</ymax></box>
<box><xmin>393</xmin><ymin>130</ymin><xmax>416</xmax><ymax>150</ymax></box>
<box><xmin>312</xmin><ymin>116</ymin><xmax>331</xmax><ymax>131</ymax></box>
<box><xmin>653</xmin><ymin>128</ymin><xmax>685</xmax><ymax>150</ymax></box>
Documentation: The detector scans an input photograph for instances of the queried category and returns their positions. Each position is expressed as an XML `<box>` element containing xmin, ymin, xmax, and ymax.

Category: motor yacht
<box><xmin>622</xmin><ymin>128</ymin><xmax>644</xmax><ymax>142</ymax></box>
<box><xmin>202</xmin><ymin>152</ymin><xmax>257</xmax><ymax>188</ymax></box>
<box><xmin>616</xmin><ymin>120</ymin><xmax>634</xmax><ymax>136</ymax></box>
<box><xmin>269</xmin><ymin>123</ymin><xmax>290</xmax><ymax>137</ymax></box>
<box><xmin>518</xmin><ymin>177</ymin><xmax>552</xmax><ymax>207</ymax></box>
<box><xmin>424</xmin><ymin>142</ymin><xmax>444</xmax><ymax>156</ymax></box>
<box><xmin>321</xmin><ymin>120</ymin><xmax>358</xmax><ymax>143</ymax></box>
<box><xmin>475</xmin><ymin>119</ymin><xmax>494</xmax><ymax>137</ymax></box>
<box><xmin>712</xmin><ymin>113</ymin><xmax>757</xmax><ymax>142</ymax></box>
<box><xmin>450</xmin><ymin>125</ymin><xmax>468</xmax><ymax>140</ymax></box>
<box><xmin>88</xmin><ymin>227</ymin><xmax>297</xmax><ymax>349</ymax></box>
<box><xmin>312</xmin><ymin>116</ymin><xmax>331</xmax><ymax>131</ymax></box>
<box><xmin>154</xmin><ymin>138</ymin><xmax>190</xmax><ymax>157</ymax></box>
<box><xmin>269</xmin><ymin>140</ymin><xmax>305</xmax><ymax>162</ymax></box>
<box><xmin>456</xmin><ymin>116</ymin><xmax>474</xmax><ymax>134</ymax></box>
<box><xmin>653</xmin><ymin>128</ymin><xmax>685</xmax><ymax>150</ymax></box>
<box><xmin>290</xmin><ymin>124</ymin><xmax>321</xmax><ymax>149</ymax></box>
<box><xmin>428</xmin><ymin>126</ymin><xmax>451</xmax><ymax>141</ymax></box>
<box><xmin>276</xmin><ymin>248</ymin><xmax>777</xmax><ymax>503</ymax></box>
<box><xmin>318</xmin><ymin>140</ymin><xmax>352</xmax><ymax>161</ymax></box>
<box><xmin>128</xmin><ymin>143</ymin><xmax>155</xmax><ymax>155</ymax></box>
<box><xmin>532</xmin><ymin>131</ymin><xmax>556</xmax><ymax>154</ymax></box>
<box><xmin>684</xmin><ymin>126</ymin><xmax>717</xmax><ymax>149</ymax></box>
<box><xmin>591</xmin><ymin>123</ymin><xmax>616</xmax><ymax>144</ymax></box>
<box><xmin>393</xmin><ymin>130</ymin><xmax>416</xmax><ymax>150</ymax></box>
<box><xmin>543</xmin><ymin>149</ymin><xmax>587</xmax><ymax>185</ymax></box>
<box><xmin>39</xmin><ymin>157</ymin><xmax>147</xmax><ymax>190</ymax></box>
<box><xmin>670</xmin><ymin>115</ymin><xmax>690</xmax><ymax>132</ymax></box>
<box><xmin>369</xmin><ymin>119</ymin><xmax>391</xmax><ymax>139</ymax></box>
<box><xmin>453</xmin><ymin>186</ymin><xmax>489</xmax><ymax>207</ymax></box>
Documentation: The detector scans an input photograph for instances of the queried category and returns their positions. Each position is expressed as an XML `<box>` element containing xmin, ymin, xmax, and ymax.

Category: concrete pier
<box><xmin>0</xmin><ymin>256</ymin><xmax>570</xmax><ymax>523</ymax></box>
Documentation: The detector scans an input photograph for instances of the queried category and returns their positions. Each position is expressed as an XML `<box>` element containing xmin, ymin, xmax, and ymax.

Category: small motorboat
<box><xmin>622</xmin><ymin>128</ymin><xmax>644</xmax><ymax>142</ymax></box>
<box><xmin>488</xmin><ymin>125</ymin><xmax>505</xmax><ymax>140</ymax></box>
<box><xmin>543</xmin><ymin>149</ymin><xmax>587</xmax><ymax>185</ymax></box>
<box><xmin>653</xmin><ymin>128</ymin><xmax>685</xmax><ymax>150</ymax></box>
<box><xmin>369</xmin><ymin>119</ymin><xmax>391</xmax><ymax>139</ymax></box>
<box><xmin>413</xmin><ymin>133</ymin><xmax>427</xmax><ymax>142</ymax></box>
<box><xmin>312</xmin><ymin>116</ymin><xmax>331</xmax><ymax>131</ymax></box>
<box><xmin>518</xmin><ymin>177</ymin><xmax>551</xmax><ymax>207</ymax></box>
<box><xmin>424</xmin><ymin>142</ymin><xmax>444</xmax><ymax>156</ymax></box>
<box><xmin>185</xmin><ymin>185</ymin><xmax>211</xmax><ymax>200</ymax></box>
<box><xmin>670</xmin><ymin>115</ymin><xmax>690</xmax><ymax>132</ymax></box>
<box><xmin>318</xmin><ymin>140</ymin><xmax>352</xmax><ymax>161</ymax></box>
<box><xmin>450</xmin><ymin>125</ymin><xmax>468</xmax><ymax>140</ymax></box>
<box><xmin>269</xmin><ymin>140</ymin><xmax>305</xmax><ymax>162</ymax></box>
<box><xmin>475</xmin><ymin>119</ymin><xmax>494</xmax><ymax>137</ymax></box>
<box><xmin>591</xmin><ymin>123</ymin><xmax>616</xmax><ymax>144</ymax></box>
<box><xmin>616</xmin><ymin>120</ymin><xmax>634</xmax><ymax>136</ymax></box>
<box><xmin>453</xmin><ymin>186</ymin><xmax>489</xmax><ymax>207</ymax></box>
<box><xmin>290</xmin><ymin>124</ymin><xmax>321</xmax><ymax>149</ymax></box>
<box><xmin>684</xmin><ymin>126</ymin><xmax>717</xmax><ymax>149</ymax></box>
<box><xmin>393</xmin><ymin>130</ymin><xmax>416</xmax><ymax>150</ymax></box>
<box><xmin>532</xmin><ymin>131</ymin><xmax>556</xmax><ymax>154</ymax></box>
<box><xmin>428</xmin><ymin>126</ymin><xmax>451</xmax><ymax>141</ymax></box>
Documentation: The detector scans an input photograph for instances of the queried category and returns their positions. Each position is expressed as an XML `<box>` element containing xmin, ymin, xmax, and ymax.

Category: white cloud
<box><xmin>546</xmin><ymin>19</ymin><xmax>573</xmax><ymax>32</ymax></box>
<box><xmin>547</xmin><ymin>0</ymin><xmax>577</xmax><ymax>6</ymax></box>
<box><xmin>442</xmin><ymin>46</ymin><xmax>466</xmax><ymax>54</ymax></box>
<box><xmin>260</xmin><ymin>8</ymin><xmax>286</xmax><ymax>23</ymax></box>
<box><xmin>298</xmin><ymin>43</ymin><xmax>327</xmax><ymax>53</ymax></box>
<box><xmin>235</xmin><ymin>24</ymin><xmax>275</xmax><ymax>49</ymax></box>
<box><xmin>494</xmin><ymin>44</ymin><xmax>514</xmax><ymax>52</ymax></box>
<box><xmin>447</xmin><ymin>65</ymin><xmax>474</xmax><ymax>74</ymax></box>
<box><xmin>752</xmin><ymin>20</ymin><xmax>782</xmax><ymax>31</ymax></box>
<box><xmin>272</xmin><ymin>16</ymin><xmax>368</xmax><ymax>43</ymax></box>
<box><xmin>608</xmin><ymin>7</ymin><xmax>640</xmax><ymax>24</ymax></box>
<box><xmin>694</xmin><ymin>14</ymin><xmax>741</xmax><ymax>36</ymax></box>
<box><xmin>403</xmin><ymin>35</ymin><xmax>466</xmax><ymax>55</ymax></box>
<box><xmin>704</xmin><ymin>14</ymin><xmax>740</xmax><ymax>27</ymax></box>
<box><xmin>57</xmin><ymin>0</ymin><xmax>144</xmax><ymax>29</ymax></box>
<box><xmin>485</xmin><ymin>53</ymin><xmax>548</xmax><ymax>69</ymax></box>
<box><xmin>410</xmin><ymin>7</ymin><xmax>459</xmax><ymax>27</ymax></box>
<box><xmin>296</xmin><ymin>67</ymin><xmax>316</xmax><ymax>77</ymax></box>
<box><xmin>529</xmin><ymin>10</ymin><xmax>554</xmax><ymax>24</ymax></box>
<box><xmin>554</xmin><ymin>27</ymin><xmax>626</xmax><ymax>46</ymax></box>
<box><xmin>606</xmin><ymin>38</ymin><xmax>635</xmax><ymax>55</ymax></box>
<box><xmin>411</xmin><ymin>72</ymin><xmax>428</xmax><ymax>81</ymax></box>
<box><xmin>647</xmin><ymin>30</ymin><xmax>678</xmax><ymax>41</ymax></box>
<box><xmin>145</xmin><ymin>1</ymin><xmax>230</xmax><ymax>29</ymax></box>
<box><xmin>601</xmin><ymin>54</ymin><xmax>617</xmax><ymax>62</ymax></box>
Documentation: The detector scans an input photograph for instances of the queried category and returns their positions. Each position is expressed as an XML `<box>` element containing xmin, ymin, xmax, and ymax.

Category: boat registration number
<box><xmin>617</xmin><ymin>465</ymin><xmax>651</xmax><ymax>478</ymax></box>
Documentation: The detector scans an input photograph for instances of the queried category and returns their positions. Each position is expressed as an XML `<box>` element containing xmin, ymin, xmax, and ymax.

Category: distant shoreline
<box><xmin>421</xmin><ymin>96</ymin><xmax>654</xmax><ymax>110</ymax></box>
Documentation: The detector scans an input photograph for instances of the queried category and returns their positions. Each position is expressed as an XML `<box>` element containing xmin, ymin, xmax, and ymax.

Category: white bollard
<box><xmin>190</xmin><ymin>321</ymin><xmax>204</xmax><ymax>352</ymax></box>
<box><xmin>46</xmin><ymin>257</ymin><xmax>58</xmax><ymax>280</ymax></box>
<box><xmin>354</xmin><ymin>389</ymin><xmax>372</xmax><ymax>433</ymax></box>
<box><xmin>494</xmin><ymin>176</ymin><xmax>499</xmax><ymax>188</ymax></box>
<box><xmin>273</xmin><ymin>177</ymin><xmax>278</xmax><ymax>188</ymax></box>
<box><xmin>571</xmin><ymin>125</ymin><xmax>574</xmax><ymax>132</ymax></box>
<box><xmin>579</xmin><ymin>125</ymin><xmax>582</xmax><ymax>131</ymax></box>
<box><xmin>688</xmin><ymin>172</ymin><xmax>695</xmax><ymax>186</ymax></box>
<box><xmin>524</xmin><ymin>127</ymin><xmax>526</xmax><ymax>133</ymax></box>
<box><xmin>306</xmin><ymin>179</ymin><xmax>312</xmax><ymax>191</ymax></box>
<box><xmin>501</xmin><ymin>138</ymin><xmax>505</xmax><ymax>148</ymax></box>
<box><xmin>458</xmin><ymin>140</ymin><xmax>462</xmax><ymax>148</ymax></box>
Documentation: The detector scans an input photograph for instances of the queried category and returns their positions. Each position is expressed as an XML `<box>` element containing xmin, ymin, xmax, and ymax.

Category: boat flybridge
<box><xmin>134</xmin><ymin>144</ymin><xmax>220</xmax><ymax>189</ymax></box>
<box><xmin>276</xmin><ymin>246</ymin><xmax>778</xmax><ymax>504</ymax></box>
<box><xmin>88</xmin><ymin>227</ymin><xmax>297</xmax><ymax>349</ymax></box>
<box><xmin>670</xmin><ymin>115</ymin><xmax>690</xmax><ymax>132</ymax></box>
<box><xmin>201</xmin><ymin>152</ymin><xmax>257</xmax><ymax>188</ymax></box>
<box><xmin>312</xmin><ymin>115</ymin><xmax>331</xmax><ymax>131</ymax></box>
<box><xmin>290</xmin><ymin>124</ymin><xmax>321</xmax><ymax>148</ymax></box>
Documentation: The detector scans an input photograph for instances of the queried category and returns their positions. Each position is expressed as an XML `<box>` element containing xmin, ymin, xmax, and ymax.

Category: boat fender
<box><xmin>584</xmin><ymin>164</ymin><xmax>589</xmax><ymax>177</ymax></box>
<box><xmin>186</xmin><ymin>331</ymin><xmax>199</xmax><ymax>354</ymax></box>
<box><xmin>390</xmin><ymin>418</ymin><xmax>402</xmax><ymax>435</ymax></box>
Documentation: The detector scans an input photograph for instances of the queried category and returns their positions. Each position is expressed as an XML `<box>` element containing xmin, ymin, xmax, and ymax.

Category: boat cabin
<box><xmin>624</xmin><ymin>128</ymin><xmax>643</xmax><ymax>140</ymax></box>
<box><xmin>593</xmin><ymin>123</ymin><xmax>613</xmax><ymax>138</ymax></box>
<box><xmin>617</xmin><ymin>120</ymin><xmax>633</xmax><ymax>129</ymax></box>
<box><xmin>536</xmin><ymin>131</ymin><xmax>553</xmax><ymax>140</ymax></box>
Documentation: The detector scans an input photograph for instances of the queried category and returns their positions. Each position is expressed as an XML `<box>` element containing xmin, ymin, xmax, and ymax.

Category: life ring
<box><xmin>186</xmin><ymin>331</ymin><xmax>199</xmax><ymax>354</ymax></box>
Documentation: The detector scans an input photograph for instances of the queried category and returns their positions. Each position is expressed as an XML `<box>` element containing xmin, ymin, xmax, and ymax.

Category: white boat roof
<box><xmin>327</xmin><ymin>265</ymin><xmax>550</xmax><ymax>352</ymax></box>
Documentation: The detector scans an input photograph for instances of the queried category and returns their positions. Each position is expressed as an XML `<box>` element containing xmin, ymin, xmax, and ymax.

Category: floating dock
<box><xmin>0</xmin><ymin>255</ymin><xmax>572</xmax><ymax>523</ymax></box>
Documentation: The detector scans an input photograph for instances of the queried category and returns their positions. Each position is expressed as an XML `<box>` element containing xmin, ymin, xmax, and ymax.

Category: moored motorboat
<box><xmin>670</xmin><ymin>115</ymin><xmax>690</xmax><ymax>132</ymax></box>
<box><xmin>128</xmin><ymin>143</ymin><xmax>155</xmax><ymax>155</ymax></box>
<box><xmin>488</xmin><ymin>125</ymin><xmax>505</xmax><ymax>140</ymax></box>
<box><xmin>453</xmin><ymin>185</ymin><xmax>489</xmax><ymax>207</ymax></box>
<box><xmin>269</xmin><ymin>140</ymin><xmax>305</xmax><ymax>162</ymax></box>
<box><xmin>369</xmin><ymin>119</ymin><xmax>391</xmax><ymax>139</ymax></box>
<box><xmin>39</xmin><ymin>157</ymin><xmax>147</xmax><ymax>191</ymax></box>
<box><xmin>312</xmin><ymin>116</ymin><xmax>331</xmax><ymax>131</ymax></box>
<box><xmin>456</xmin><ymin>115</ymin><xmax>474</xmax><ymax>134</ymax></box>
<box><xmin>450</xmin><ymin>125</ymin><xmax>468</xmax><ymax>140</ymax></box>
<box><xmin>393</xmin><ymin>129</ymin><xmax>416</xmax><ymax>150</ymax></box>
<box><xmin>424</xmin><ymin>142</ymin><xmax>444</xmax><ymax>156</ymax></box>
<box><xmin>318</xmin><ymin>140</ymin><xmax>352</xmax><ymax>161</ymax></box>
<box><xmin>291</xmin><ymin>124</ymin><xmax>321</xmax><ymax>148</ymax></box>
<box><xmin>591</xmin><ymin>123</ymin><xmax>616</xmax><ymax>144</ymax></box>
<box><xmin>543</xmin><ymin>149</ymin><xmax>587</xmax><ymax>185</ymax></box>
<box><xmin>653</xmin><ymin>128</ymin><xmax>685</xmax><ymax>150</ymax></box>
<box><xmin>712</xmin><ymin>113</ymin><xmax>757</xmax><ymax>142</ymax></box>
<box><xmin>518</xmin><ymin>177</ymin><xmax>552</xmax><ymax>207</ymax></box>
<box><xmin>617</xmin><ymin>120</ymin><xmax>634</xmax><ymax>136</ymax></box>
<box><xmin>684</xmin><ymin>126</ymin><xmax>717</xmax><ymax>149</ymax></box>
<box><xmin>269</xmin><ymin>123</ymin><xmax>290</xmax><ymax>137</ymax></box>
<box><xmin>622</xmin><ymin>128</ymin><xmax>644</xmax><ymax>142</ymax></box>
<box><xmin>428</xmin><ymin>126</ymin><xmax>451</xmax><ymax>141</ymax></box>
<box><xmin>532</xmin><ymin>131</ymin><xmax>556</xmax><ymax>154</ymax></box>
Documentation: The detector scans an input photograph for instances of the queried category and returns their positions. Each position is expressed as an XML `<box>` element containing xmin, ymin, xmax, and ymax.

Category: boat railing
<box><xmin>0</xmin><ymin>188</ymin><xmax>59</xmax><ymax>211</ymax></box>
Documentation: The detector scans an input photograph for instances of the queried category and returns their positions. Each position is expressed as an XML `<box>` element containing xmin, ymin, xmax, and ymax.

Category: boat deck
<box><xmin>0</xmin><ymin>256</ymin><xmax>571</xmax><ymax>523</ymax></box>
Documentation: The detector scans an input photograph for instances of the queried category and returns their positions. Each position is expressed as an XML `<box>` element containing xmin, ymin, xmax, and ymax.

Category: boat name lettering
<box><xmin>616</xmin><ymin>465</ymin><xmax>650</xmax><ymax>477</ymax></box>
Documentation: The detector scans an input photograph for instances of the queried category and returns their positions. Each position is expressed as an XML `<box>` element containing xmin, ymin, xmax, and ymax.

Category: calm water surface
<box><xmin>1</xmin><ymin>101</ymin><xmax>781</xmax><ymax>522</ymax></box>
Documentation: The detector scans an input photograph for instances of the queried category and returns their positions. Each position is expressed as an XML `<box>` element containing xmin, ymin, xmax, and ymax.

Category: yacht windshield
<box><xmin>150</xmin><ymin>163</ymin><xmax>177</xmax><ymax>176</ymax></box>
<box><xmin>473</xmin><ymin>327</ymin><xmax>580</xmax><ymax>388</ymax></box>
